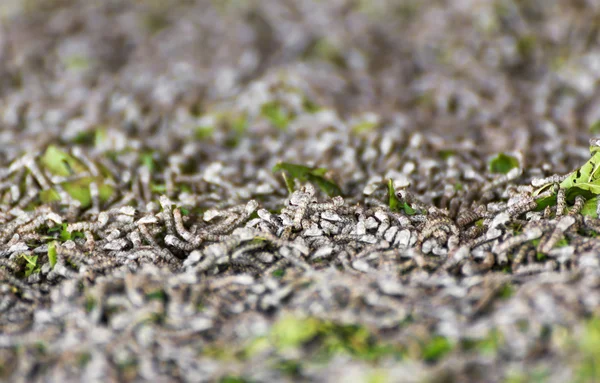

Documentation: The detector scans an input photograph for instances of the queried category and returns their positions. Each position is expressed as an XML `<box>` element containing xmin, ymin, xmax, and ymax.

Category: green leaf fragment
<box><xmin>352</xmin><ymin>121</ymin><xmax>377</xmax><ymax>134</ymax></box>
<box><xmin>48</xmin><ymin>223</ymin><xmax>83</xmax><ymax>241</ymax></box>
<box><xmin>194</xmin><ymin>126</ymin><xmax>214</xmax><ymax>140</ymax></box>
<box><xmin>438</xmin><ymin>150</ymin><xmax>455</xmax><ymax>160</ymax></box>
<box><xmin>590</xmin><ymin>120</ymin><xmax>600</xmax><ymax>134</ymax></box>
<box><xmin>41</xmin><ymin>145</ymin><xmax>85</xmax><ymax>177</ymax></box>
<box><xmin>422</xmin><ymin>336</ymin><xmax>453</xmax><ymax>362</ymax></box>
<box><xmin>40</xmin><ymin>189</ymin><xmax>61</xmax><ymax>203</ymax></box>
<box><xmin>72</xmin><ymin>130</ymin><xmax>96</xmax><ymax>145</ymax></box>
<box><xmin>388</xmin><ymin>179</ymin><xmax>416</xmax><ymax>215</ymax></box>
<box><xmin>150</xmin><ymin>183</ymin><xmax>167</xmax><ymax>193</ymax></box>
<box><xmin>272</xmin><ymin>162</ymin><xmax>342</xmax><ymax>196</ymax></box>
<box><xmin>581</xmin><ymin>197</ymin><xmax>599</xmax><ymax>218</ymax></box>
<box><xmin>560</xmin><ymin>151</ymin><xmax>600</xmax><ymax>197</ymax></box>
<box><xmin>271</xmin><ymin>316</ymin><xmax>320</xmax><ymax>349</ymax></box>
<box><xmin>489</xmin><ymin>153</ymin><xmax>519</xmax><ymax>174</ymax></box>
<box><xmin>140</xmin><ymin>152</ymin><xmax>156</xmax><ymax>172</ymax></box>
<box><xmin>48</xmin><ymin>242</ymin><xmax>57</xmax><ymax>268</ymax></box>
<box><xmin>261</xmin><ymin>102</ymin><xmax>293</xmax><ymax>130</ymax></box>
<box><xmin>21</xmin><ymin>254</ymin><xmax>38</xmax><ymax>277</ymax></box>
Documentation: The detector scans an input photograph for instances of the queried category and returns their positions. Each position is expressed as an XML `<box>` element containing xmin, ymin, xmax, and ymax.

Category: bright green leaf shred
<box><xmin>388</xmin><ymin>179</ymin><xmax>416</xmax><ymax>215</ymax></box>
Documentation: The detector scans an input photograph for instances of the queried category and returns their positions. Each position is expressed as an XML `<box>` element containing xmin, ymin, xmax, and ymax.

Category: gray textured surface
<box><xmin>1</xmin><ymin>1</ymin><xmax>600</xmax><ymax>382</ymax></box>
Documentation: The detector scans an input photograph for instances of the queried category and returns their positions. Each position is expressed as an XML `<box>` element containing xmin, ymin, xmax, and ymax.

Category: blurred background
<box><xmin>1</xmin><ymin>0</ymin><xmax>600</xmax><ymax>194</ymax></box>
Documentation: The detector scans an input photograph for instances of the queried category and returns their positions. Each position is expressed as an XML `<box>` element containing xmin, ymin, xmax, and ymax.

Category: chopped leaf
<box><xmin>140</xmin><ymin>152</ymin><xmax>156</xmax><ymax>172</ymax></box>
<box><xmin>590</xmin><ymin>120</ymin><xmax>600</xmax><ymax>134</ymax></box>
<box><xmin>271</xmin><ymin>316</ymin><xmax>320</xmax><ymax>348</ymax></box>
<box><xmin>62</xmin><ymin>178</ymin><xmax>114</xmax><ymax>208</ymax></box>
<box><xmin>438</xmin><ymin>150</ymin><xmax>455</xmax><ymax>160</ymax></box>
<box><xmin>352</xmin><ymin>121</ymin><xmax>377</xmax><ymax>134</ymax></box>
<box><xmin>535</xmin><ymin>194</ymin><xmax>556</xmax><ymax>211</ymax></box>
<box><xmin>560</xmin><ymin>151</ymin><xmax>600</xmax><ymax>198</ymax></box>
<box><xmin>146</xmin><ymin>290</ymin><xmax>166</xmax><ymax>301</ymax></box>
<box><xmin>497</xmin><ymin>283</ymin><xmax>514</xmax><ymax>299</ymax></box>
<box><xmin>272</xmin><ymin>269</ymin><xmax>285</xmax><ymax>278</ymax></box>
<box><xmin>489</xmin><ymin>153</ymin><xmax>519</xmax><ymax>174</ymax></box>
<box><xmin>272</xmin><ymin>162</ymin><xmax>342</xmax><ymax>196</ymax></box>
<box><xmin>21</xmin><ymin>254</ymin><xmax>38</xmax><ymax>277</ymax></box>
<box><xmin>150</xmin><ymin>183</ymin><xmax>167</xmax><ymax>193</ymax></box>
<box><xmin>388</xmin><ymin>179</ymin><xmax>416</xmax><ymax>215</ymax></box>
<box><xmin>48</xmin><ymin>241</ymin><xmax>57</xmax><ymax>268</ymax></box>
<box><xmin>72</xmin><ymin>130</ymin><xmax>96</xmax><ymax>145</ymax></box>
<box><xmin>422</xmin><ymin>336</ymin><xmax>453</xmax><ymax>362</ymax></box>
<box><xmin>40</xmin><ymin>188</ymin><xmax>61</xmax><ymax>204</ymax></box>
<box><xmin>49</xmin><ymin>223</ymin><xmax>79</xmax><ymax>241</ymax></box>
<box><xmin>40</xmin><ymin>145</ymin><xmax>84</xmax><ymax>177</ymax></box>
<box><xmin>194</xmin><ymin>126</ymin><xmax>214</xmax><ymax>140</ymax></box>
<box><xmin>261</xmin><ymin>102</ymin><xmax>293</xmax><ymax>130</ymax></box>
<box><xmin>580</xmin><ymin>197</ymin><xmax>599</xmax><ymax>218</ymax></box>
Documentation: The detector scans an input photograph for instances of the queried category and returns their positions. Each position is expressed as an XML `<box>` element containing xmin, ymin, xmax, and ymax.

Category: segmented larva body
<box><xmin>556</xmin><ymin>188</ymin><xmax>566</xmax><ymax>217</ymax></box>
<box><xmin>568</xmin><ymin>195</ymin><xmax>586</xmax><ymax>216</ymax></box>
<box><xmin>506</xmin><ymin>196</ymin><xmax>537</xmax><ymax>217</ymax></box>
<box><xmin>531</xmin><ymin>174</ymin><xmax>568</xmax><ymax>187</ymax></box>
<box><xmin>539</xmin><ymin>216</ymin><xmax>575</xmax><ymax>254</ymax></box>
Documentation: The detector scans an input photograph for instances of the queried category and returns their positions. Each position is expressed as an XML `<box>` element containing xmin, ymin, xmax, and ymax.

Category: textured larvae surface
<box><xmin>2</xmin><ymin>1</ymin><xmax>600</xmax><ymax>382</ymax></box>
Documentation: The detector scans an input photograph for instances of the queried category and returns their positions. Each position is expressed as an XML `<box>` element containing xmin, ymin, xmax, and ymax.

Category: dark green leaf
<box><xmin>580</xmin><ymin>197</ymin><xmax>598</xmax><ymax>218</ymax></box>
<box><xmin>489</xmin><ymin>153</ymin><xmax>519</xmax><ymax>174</ymax></box>
<box><xmin>422</xmin><ymin>336</ymin><xmax>453</xmax><ymax>362</ymax></box>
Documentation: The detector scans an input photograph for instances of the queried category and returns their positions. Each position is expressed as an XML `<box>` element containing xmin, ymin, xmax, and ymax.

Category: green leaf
<box><xmin>21</xmin><ymin>254</ymin><xmax>38</xmax><ymax>277</ymax></box>
<box><xmin>99</xmin><ymin>183</ymin><xmax>114</xmax><ymax>202</ymax></box>
<box><xmin>272</xmin><ymin>162</ymin><xmax>342</xmax><ymax>196</ymax></box>
<box><xmin>150</xmin><ymin>183</ymin><xmax>167</xmax><ymax>193</ymax></box>
<box><xmin>140</xmin><ymin>152</ymin><xmax>156</xmax><ymax>173</ymax></box>
<box><xmin>271</xmin><ymin>316</ymin><xmax>320</xmax><ymax>348</ymax></box>
<box><xmin>194</xmin><ymin>126</ymin><xmax>214</xmax><ymax>140</ymax></box>
<box><xmin>422</xmin><ymin>336</ymin><xmax>453</xmax><ymax>362</ymax></box>
<box><xmin>388</xmin><ymin>179</ymin><xmax>401</xmax><ymax>212</ymax></box>
<box><xmin>439</xmin><ymin>150</ymin><xmax>455</xmax><ymax>160</ymax></box>
<box><xmin>63</xmin><ymin>179</ymin><xmax>92</xmax><ymax>207</ymax></box>
<box><xmin>589</xmin><ymin>120</ymin><xmax>600</xmax><ymax>134</ymax></box>
<box><xmin>352</xmin><ymin>121</ymin><xmax>377</xmax><ymax>134</ymax></box>
<box><xmin>48</xmin><ymin>223</ymin><xmax>84</xmax><ymax>242</ymax></box>
<box><xmin>489</xmin><ymin>153</ymin><xmax>519</xmax><ymax>174</ymax></box>
<box><xmin>563</xmin><ymin>150</ymin><xmax>600</xmax><ymax>186</ymax></box>
<box><xmin>40</xmin><ymin>188</ymin><xmax>61</xmax><ymax>204</ymax></box>
<box><xmin>272</xmin><ymin>269</ymin><xmax>285</xmax><ymax>278</ymax></box>
<box><xmin>61</xmin><ymin>178</ymin><xmax>114</xmax><ymax>208</ymax></box>
<box><xmin>40</xmin><ymin>145</ymin><xmax>84</xmax><ymax>177</ymax></box>
<box><xmin>261</xmin><ymin>102</ymin><xmax>293</xmax><ymax>130</ymax></box>
<box><xmin>535</xmin><ymin>194</ymin><xmax>557</xmax><ymax>211</ymax></box>
<box><xmin>48</xmin><ymin>241</ymin><xmax>57</xmax><ymax>268</ymax></box>
<box><xmin>388</xmin><ymin>179</ymin><xmax>416</xmax><ymax>215</ymax></box>
<box><xmin>72</xmin><ymin>130</ymin><xmax>96</xmax><ymax>145</ymax></box>
<box><xmin>581</xmin><ymin>197</ymin><xmax>599</xmax><ymax>218</ymax></box>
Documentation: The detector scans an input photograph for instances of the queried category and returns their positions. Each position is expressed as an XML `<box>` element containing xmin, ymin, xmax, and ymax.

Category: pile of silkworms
<box><xmin>2</xmin><ymin>0</ymin><xmax>600</xmax><ymax>382</ymax></box>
